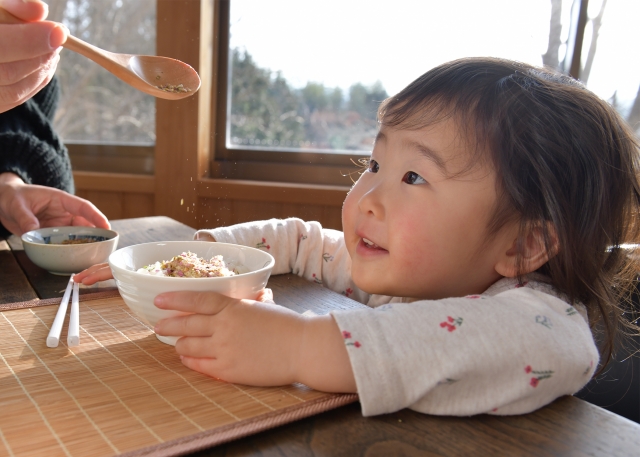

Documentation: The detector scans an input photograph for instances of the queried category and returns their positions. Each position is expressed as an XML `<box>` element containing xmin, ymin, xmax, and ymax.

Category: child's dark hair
<box><xmin>378</xmin><ymin>57</ymin><xmax>640</xmax><ymax>367</ymax></box>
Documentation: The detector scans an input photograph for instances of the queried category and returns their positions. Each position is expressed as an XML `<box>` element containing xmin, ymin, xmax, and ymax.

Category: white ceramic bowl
<box><xmin>109</xmin><ymin>241</ymin><xmax>275</xmax><ymax>345</ymax></box>
<box><xmin>21</xmin><ymin>226</ymin><xmax>119</xmax><ymax>275</ymax></box>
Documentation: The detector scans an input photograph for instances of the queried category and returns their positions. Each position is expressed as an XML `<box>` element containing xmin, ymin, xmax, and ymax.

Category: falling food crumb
<box><xmin>180</xmin><ymin>199</ymin><xmax>184</xmax><ymax>205</ymax></box>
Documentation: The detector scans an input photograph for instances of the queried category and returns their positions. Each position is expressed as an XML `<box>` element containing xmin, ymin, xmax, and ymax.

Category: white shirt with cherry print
<box><xmin>196</xmin><ymin>218</ymin><xmax>599</xmax><ymax>417</ymax></box>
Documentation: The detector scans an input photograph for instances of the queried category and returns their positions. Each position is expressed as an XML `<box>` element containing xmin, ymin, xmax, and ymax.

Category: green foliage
<box><xmin>50</xmin><ymin>0</ymin><xmax>156</xmax><ymax>144</ymax></box>
<box><xmin>230</xmin><ymin>49</ymin><xmax>305</xmax><ymax>146</ymax></box>
<box><xmin>230</xmin><ymin>48</ymin><xmax>388</xmax><ymax>151</ymax></box>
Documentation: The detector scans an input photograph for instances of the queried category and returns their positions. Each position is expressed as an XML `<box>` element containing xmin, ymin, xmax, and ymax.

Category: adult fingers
<box><xmin>0</xmin><ymin>50</ymin><xmax>58</xmax><ymax>86</ymax></box>
<box><xmin>57</xmin><ymin>191</ymin><xmax>111</xmax><ymax>229</ymax></box>
<box><xmin>0</xmin><ymin>0</ymin><xmax>49</xmax><ymax>22</ymax></box>
<box><xmin>0</xmin><ymin>22</ymin><xmax>67</xmax><ymax>63</ymax></box>
<box><xmin>0</xmin><ymin>52</ymin><xmax>57</xmax><ymax>112</ymax></box>
<box><xmin>154</xmin><ymin>291</ymin><xmax>235</xmax><ymax>315</ymax></box>
<box><xmin>69</xmin><ymin>215</ymin><xmax>95</xmax><ymax>227</ymax></box>
<box><xmin>10</xmin><ymin>197</ymin><xmax>40</xmax><ymax>234</ymax></box>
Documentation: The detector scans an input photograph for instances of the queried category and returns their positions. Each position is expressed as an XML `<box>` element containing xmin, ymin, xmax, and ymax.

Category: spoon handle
<box><xmin>63</xmin><ymin>34</ymin><xmax>132</xmax><ymax>69</ymax></box>
<box><xmin>0</xmin><ymin>7</ymin><xmax>200</xmax><ymax>100</ymax></box>
<box><xmin>0</xmin><ymin>8</ymin><xmax>132</xmax><ymax>69</ymax></box>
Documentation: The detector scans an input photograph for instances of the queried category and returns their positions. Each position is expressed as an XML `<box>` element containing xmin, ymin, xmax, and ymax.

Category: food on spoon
<box><xmin>156</xmin><ymin>83</ymin><xmax>191</xmax><ymax>93</ymax></box>
<box><xmin>137</xmin><ymin>251</ymin><xmax>238</xmax><ymax>277</ymax></box>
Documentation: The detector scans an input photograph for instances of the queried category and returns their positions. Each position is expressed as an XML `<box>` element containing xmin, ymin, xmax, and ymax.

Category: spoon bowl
<box><xmin>63</xmin><ymin>35</ymin><xmax>201</xmax><ymax>100</ymax></box>
<box><xmin>0</xmin><ymin>9</ymin><xmax>200</xmax><ymax>100</ymax></box>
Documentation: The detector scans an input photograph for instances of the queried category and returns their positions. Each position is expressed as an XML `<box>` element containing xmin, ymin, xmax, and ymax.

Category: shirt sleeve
<box><xmin>331</xmin><ymin>287</ymin><xmax>599</xmax><ymax>417</ymax></box>
<box><xmin>196</xmin><ymin>218</ymin><xmax>370</xmax><ymax>303</ymax></box>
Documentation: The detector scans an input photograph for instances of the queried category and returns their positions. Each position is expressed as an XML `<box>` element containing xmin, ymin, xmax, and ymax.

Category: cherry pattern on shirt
<box><xmin>312</xmin><ymin>273</ymin><xmax>322</xmax><ymax>284</ymax></box>
<box><xmin>440</xmin><ymin>316</ymin><xmax>463</xmax><ymax>332</ymax></box>
<box><xmin>342</xmin><ymin>330</ymin><xmax>361</xmax><ymax>348</ymax></box>
<box><xmin>565</xmin><ymin>306</ymin><xmax>578</xmax><ymax>316</ymax></box>
<box><xmin>322</xmin><ymin>252</ymin><xmax>334</xmax><ymax>262</ymax></box>
<box><xmin>256</xmin><ymin>237</ymin><xmax>270</xmax><ymax>250</ymax></box>
<box><xmin>343</xmin><ymin>287</ymin><xmax>353</xmax><ymax>297</ymax></box>
<box><xmin>535</xmin><ymin>315</ymin><xmax>553</xmax><ymax>329</ymax></box>
<box><xmin>525</xmin><ymin>365</ymin><xmax>554</xmax><ymax>387</ymax></box>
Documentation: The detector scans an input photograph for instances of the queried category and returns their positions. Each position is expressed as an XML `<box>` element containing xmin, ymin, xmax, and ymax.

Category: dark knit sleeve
<box><xmin>0</xmin><ymin>76</ymin><xmax>73</xmax><ymax>191</ymax></box>
<box><xmin>0</xmin><ymin>76</ymin><xmax>74</xmax><ymax>236</ymax></box>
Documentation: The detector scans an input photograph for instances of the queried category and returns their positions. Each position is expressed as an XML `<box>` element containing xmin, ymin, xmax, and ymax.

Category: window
<box><xmin>48</xmin><ymin>0</ymin><xmax>156</xmax><ymax>174</ymax></box>
<box><xmin>212</xmin><ymin>0</ymin><xmax>638</xmax><ymax>186</ymax></box>
<box><xmin>577</xmin><ymin>0</ymin><xmax>640</xmax><ymax>134</ymax></box>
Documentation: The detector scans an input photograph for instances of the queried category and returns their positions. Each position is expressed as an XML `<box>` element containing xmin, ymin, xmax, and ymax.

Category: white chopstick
<box><xmin>46</xmin><ymin>274</ymin><xmax>74</xmax><ymax>348</ymax></box>
<box><xmin>67</xmin><ymin>281</ymin><xmax>80</xmax><ymax>347</ymax></box>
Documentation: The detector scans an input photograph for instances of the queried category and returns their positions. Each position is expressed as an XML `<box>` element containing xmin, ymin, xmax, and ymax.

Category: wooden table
<box><xmin>2</xmin><ymin>216</ymin><xmax>639</xmax><ymax>457</ymax></box>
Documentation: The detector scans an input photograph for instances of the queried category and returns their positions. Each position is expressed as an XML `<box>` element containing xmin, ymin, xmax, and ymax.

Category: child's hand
<box><xmin>154</xmin><ymin>290</ymin><xmax>357</xmax><ymax>392</ymax></box>
<box><xmin>255</xmin><ymin>288</ymin><xmax>274</xmax><ymax>303</ymax></box>
<box><xmin>154</xmin><ymin>291</ymin><xmax>304</xmax><ymax>386</ymax></box>
<box><xmin>73</xmin><ymin>262</ymin><xmax>113</xmax><ymax>285</ymax></box>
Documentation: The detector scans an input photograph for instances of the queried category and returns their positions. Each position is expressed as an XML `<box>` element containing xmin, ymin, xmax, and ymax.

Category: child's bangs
<box><xmin>377</xmin><ymin>90</ymin><xmax>493</xmax><ymax>180</ymax></box>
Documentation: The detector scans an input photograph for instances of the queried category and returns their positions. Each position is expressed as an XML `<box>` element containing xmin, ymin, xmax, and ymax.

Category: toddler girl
<box><xmin>77</xmin><ymin>57</ymin><xmax>640</xmax><ymax>417</ymax></box>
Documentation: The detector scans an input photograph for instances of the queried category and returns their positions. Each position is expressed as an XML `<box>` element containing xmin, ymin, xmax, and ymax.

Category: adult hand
<box><xmin>0</xmin><ymin>0</ymin><xmax>68</xmax><ymax>113</ymax></box>
<box><xmin>0</xmin><ymin>172</ymin><xmax>110</xmax><ymax>235</ymax></box>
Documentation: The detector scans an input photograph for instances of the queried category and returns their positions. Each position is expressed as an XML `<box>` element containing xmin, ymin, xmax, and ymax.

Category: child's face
<box><xmin>342</xmin><ymin>118</ymin><xmax>517</xmax><ymax>299</ymax></box>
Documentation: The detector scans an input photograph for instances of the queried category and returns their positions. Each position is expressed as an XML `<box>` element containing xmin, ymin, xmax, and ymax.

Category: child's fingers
<box><xmin>73</xmin><ymin>263</ymin><xmax>112</xmax><ymax>284</ymax></box>
<box><xmin>154</xmin><ymin>290</ymin><xmax>235</xmax><ymax>314</ymax></box>
<box><xmin>180</xmin><ymin>355</ymin><xmax>219</xmax><ymax>378</ymax></box>
<box><xmin>155</xmin><ymin>314</ymin><xmax>214</xmax><ymax>338</ymax></box>
<box><xmin>256</xmin><ymin>288</ymin><xmax>274</xmax><ymax>303</ymax></box>
<box><xmin>174</xmin><ymin>336</ymin><xmax>217</xmax><ymax>358</ymax></box>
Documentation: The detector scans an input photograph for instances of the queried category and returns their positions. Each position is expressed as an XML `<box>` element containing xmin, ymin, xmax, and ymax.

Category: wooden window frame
<box><xmin>74</xmin><ymin>0</ymin><xmax>591</xmax><ymax>228</ymax></box>
<box><xmin>207</xmin><ymin>0</ymin><xmax>591</xmax><ymax>187</ymax></box>
<box><xmin>209</xmin><ymin>0</ymin><xmax>367</xmax><ymax>187</ymax></box>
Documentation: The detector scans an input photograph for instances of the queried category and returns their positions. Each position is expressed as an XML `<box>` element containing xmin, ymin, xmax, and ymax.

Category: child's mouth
<box><xmin>361</xmin><ymin>237</ymin><xmax>385</xmax><ymax>250</ymax></box>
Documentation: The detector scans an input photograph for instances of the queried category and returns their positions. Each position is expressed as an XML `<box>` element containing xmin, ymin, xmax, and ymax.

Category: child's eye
<box><xmin>367</xmin><ymin>159</ymin><xmax>380</xmax><ymax>173</ymax></box>
<box><xmin>402</xmin><ymin>171</ymin><xmax>427</xmax><ymax>185</ymax></box>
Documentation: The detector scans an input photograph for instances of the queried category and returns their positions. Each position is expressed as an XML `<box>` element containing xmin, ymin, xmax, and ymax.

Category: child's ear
<box><xmin>494</xmin><ymin>223</ymin><xmax>559</xmax><ymax>278</ymax></box>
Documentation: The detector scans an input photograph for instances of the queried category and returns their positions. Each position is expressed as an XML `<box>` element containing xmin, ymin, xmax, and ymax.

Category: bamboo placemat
<box><xmin>0</xmin><ymin>295</ymin><xmax>358</xmax><ymax>457</ymax></box>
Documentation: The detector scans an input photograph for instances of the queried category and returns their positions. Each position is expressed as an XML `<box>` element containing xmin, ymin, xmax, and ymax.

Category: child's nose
<box><xmin>358</xmin><ymin>184</ymin><xmax>385</xmax><ymax>219</ymax></box>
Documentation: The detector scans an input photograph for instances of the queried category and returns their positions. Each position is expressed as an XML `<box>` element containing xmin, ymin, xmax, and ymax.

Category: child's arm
<box><xmin>154</xmin><ymin>290</ymin><xmax>357</xmax><ymax>392</ymax></box>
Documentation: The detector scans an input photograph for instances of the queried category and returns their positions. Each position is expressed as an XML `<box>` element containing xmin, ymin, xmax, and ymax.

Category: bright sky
<box><xmin>230</xmin><ymin>0</ymin><xmax>639</xmax><ymax>115</ymax></box>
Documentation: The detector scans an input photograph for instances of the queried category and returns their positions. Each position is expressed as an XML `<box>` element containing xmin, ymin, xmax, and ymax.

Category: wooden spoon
<box><xmin>0</xmin><ymin>8</ymin><xmax>200</xmax><ymax>100</ymax></box>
